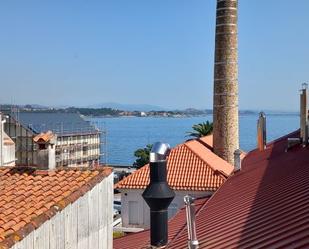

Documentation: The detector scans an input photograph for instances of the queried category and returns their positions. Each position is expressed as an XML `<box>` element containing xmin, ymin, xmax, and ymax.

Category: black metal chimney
<box><xmin>142</xmin><ymin>142</ymin><xmax>175</xmax><ymax>248</ymax></box>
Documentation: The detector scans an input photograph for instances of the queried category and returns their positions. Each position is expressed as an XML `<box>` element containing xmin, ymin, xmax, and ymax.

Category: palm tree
<box><xmin>187</xmin><ymin>121</ymin><xmax>213</xmax><ymax>138</ymax></box>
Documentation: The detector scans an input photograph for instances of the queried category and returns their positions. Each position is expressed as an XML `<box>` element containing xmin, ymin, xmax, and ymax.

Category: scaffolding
<box><xmin>4</xmin><ymin>112</ymin><xmax>107</xmax><ymax>168</ymax></box>
<box><xmin>90</xmin><ymin>120</ymin><xmax>107</xmax><ymax>165</ymax></box>
<box><xmin>51</xmin><ymin>121</ymin><xmax>106</xmax><ymax>168</ymax></box>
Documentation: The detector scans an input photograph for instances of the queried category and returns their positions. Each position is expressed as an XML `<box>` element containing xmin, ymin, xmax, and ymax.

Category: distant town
<box><xmin>0</xmin><ymin>104</ymin><xmax>294</xmax><ymax>118</ymax></box>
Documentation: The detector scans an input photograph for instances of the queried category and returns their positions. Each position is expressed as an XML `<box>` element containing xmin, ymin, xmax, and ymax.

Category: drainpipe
<box><xmin>184</xmin><ymin>195</ymin><xmax>199</xmax><ymax>249</ymax></box>
<box><xmin>142</xmin><ymin>142</ymin><xmax>175</xmax><ymax>248</ymax></box>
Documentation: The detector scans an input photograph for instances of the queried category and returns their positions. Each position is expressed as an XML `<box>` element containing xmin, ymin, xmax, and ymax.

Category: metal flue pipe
<box><xmin>300</xmin><ymin>83</ymin><xmax>308</xmax><ymax>146</ymax></box>
<box><xmin>234</xmin><ymin>149</ymin><xmax>242</xmax><ymax>171</ymax></box>
<box><xmin>257</xmin><ymin>112</ymin><xmax>267</xmax><ymax>151</ymax></box>
<box><xmin>184</xmin><ymin>195</ymin><xmax>199</xmax><ymax>249</ymax></box>
<box><xmin>142</xmin><ymin>142</ymin><xmax>175</xmax><ymax>248</ymax></box>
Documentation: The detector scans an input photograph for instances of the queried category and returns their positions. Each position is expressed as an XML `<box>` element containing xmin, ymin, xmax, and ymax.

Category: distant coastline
<box><xmin>0</xmin><ymin>104</ymin><xmax>298</xmax><ymax>118</ymax></box>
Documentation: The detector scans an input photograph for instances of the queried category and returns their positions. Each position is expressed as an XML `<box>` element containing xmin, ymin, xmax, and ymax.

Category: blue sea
<box><xmin>89</xmin><ymin>114</ymin><xmax>299</xmax><ymax>165</ymax></box>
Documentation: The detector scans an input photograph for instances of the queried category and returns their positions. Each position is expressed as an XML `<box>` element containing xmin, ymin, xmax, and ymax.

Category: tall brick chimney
<box><xmin>213</xmin><ymin>0</ymin><xmax>239</xmax><ymax>165</ymax></box>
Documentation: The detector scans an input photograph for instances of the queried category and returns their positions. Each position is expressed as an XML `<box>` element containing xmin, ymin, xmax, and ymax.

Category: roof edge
<box><xmin>0</xmin><ymin>167</ymin><xmax>112</xmax><ymax>248</ymax></box>
<box><xmin>183</xmin><ymin>143</ymin><xmax>232</xmax><ymax>179</ymax></box>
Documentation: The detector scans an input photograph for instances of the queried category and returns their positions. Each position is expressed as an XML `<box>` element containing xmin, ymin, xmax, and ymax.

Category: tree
<box><xmin>133</xmin><ymin>144</ymin><xmax>153</xmax><ymax>169</ymax></box>
<box><xmin>187</xmin><ymin>121</ymin><xmax>213</xmax><ymax>138</ymax></box>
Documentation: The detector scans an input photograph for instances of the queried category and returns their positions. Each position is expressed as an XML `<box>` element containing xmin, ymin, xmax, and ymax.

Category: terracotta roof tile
<box><xmin>33</xmin><ymin>131</ymin><xmax>55</xmax><ymax>143</ymax></box>
<box><xmin>0</xmin><ymin>166</ymin><xmax>112</xmax><ymax>248</ymax></box>
<box><xmin>115</xmin><ymin>136</ymin><xmax>234</xmax><ymax>191</ymax></box>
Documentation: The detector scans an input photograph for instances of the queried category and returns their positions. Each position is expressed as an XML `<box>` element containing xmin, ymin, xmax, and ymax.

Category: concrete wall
<box><xmin>11</xmin><ymin>173</ymin><xmax>114</xmax><ymax>249</ymax></box>
<box><xmin>120</xmin><ymin>189</ymin><xmax>211</xmax><ymax>229</ymax></box>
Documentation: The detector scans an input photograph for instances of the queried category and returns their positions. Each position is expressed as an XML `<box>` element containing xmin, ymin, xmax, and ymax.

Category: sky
<box><xmin>0</xmin><ymin>0</ymin><xmax>308</xmax><ymax>111</ymax></box>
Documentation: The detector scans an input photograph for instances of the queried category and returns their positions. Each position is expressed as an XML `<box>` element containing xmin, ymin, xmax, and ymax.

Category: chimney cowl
<box><xmin>142</xmin><ymin>142</ymin><xmax>175</xmax><ymax>248</ymax></box>
<box><xmin>150</xmin><ymin>142</ymin><xmax>170</xmax><ymax>163</ymax></box>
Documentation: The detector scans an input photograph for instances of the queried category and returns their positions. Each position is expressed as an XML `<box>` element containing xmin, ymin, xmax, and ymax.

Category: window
<box><xmin>83</xmin><ymin>146</ymin><xmax>88</xmax><ymax>156</ymax></box>
<box><xmin>38</xmin><ymin>143</ymin><xmax>46</xmax><ymax>150</ymax></box>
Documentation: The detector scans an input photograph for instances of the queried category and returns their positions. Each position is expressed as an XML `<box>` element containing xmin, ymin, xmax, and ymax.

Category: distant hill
<box><xmin>88</xmin><ymin>102</ymin><xmax>167</xmax><ymax>112</ymax></box>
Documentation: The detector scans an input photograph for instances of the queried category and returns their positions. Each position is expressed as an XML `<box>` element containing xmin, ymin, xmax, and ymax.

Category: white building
<box><xmin>4</xmin><ymin>112</ymin><xmax>101</xmax><ymax>168</ymax></box>
<box><xmin>115</xmin><ymin>136</ymin><xmax>235</xmax><ymax>229</ymax></box>
<box><xmin>0</xmin><ymin>166</ymin><xmax>113</xmax><ymax>249</ymax></box>
<box><xmin>0</xmin><ymin>113</ymin><xmax>15</xmax><ymax>166</ymax></box>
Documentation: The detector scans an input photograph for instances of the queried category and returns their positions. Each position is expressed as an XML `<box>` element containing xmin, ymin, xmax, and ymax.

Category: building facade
<box><xmin>120</xmin><ymin>188</ymin><xmax>210</xmax><ymax>229</ymax></box>
<box><xmin>0</xmin><ymin>166</ymin><xmax>113</xmax><ymax>249</ymax></box>
<box><xmin>115</xmin><ymin>136</ymin><xmax>235</xmax><ymax>229</ymax></box>
<box><xmin>4</xmin><ymin>112</ymin><xmax>100</xmax><ymax>168</ymax></box>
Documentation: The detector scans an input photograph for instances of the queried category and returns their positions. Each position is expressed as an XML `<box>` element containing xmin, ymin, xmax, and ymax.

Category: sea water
<box><xmin>89</xmin><ymin>114</ymin><xmax>299</xmax><ymax>165</ymax></box>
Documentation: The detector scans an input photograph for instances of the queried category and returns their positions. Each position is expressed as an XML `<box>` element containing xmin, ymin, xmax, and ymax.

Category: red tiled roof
<box><xmin>115</xmin><ymin>136</ymin><xmax>234</xmax><ymax>191</ymax></box>
<box><xmin>0</xmin><ymin>166</ymin><xmax>112</xmax><ymax>248</ymax></box>
<box><xmin>33</xmin><ymin>131</ymin><xmax>55</xmax><ymax>143</ymax></box>
<box><xmin>198</xmin><ymin>135</ymin><xmax>213</xmax><ymax>148</ymax></box>
<box><xmin>199</xmin><ymin>135</ymin><xmax>246</xmax><ymax>160</ymax></box>
<box><xmin>167</xmin><ymin>130</ymin><xmax>309</xmax><ymax>248</ymax></box>
<box><xmin>113</xmin><ymin>197</ymin><xmax>209</xmax><ymax>249</ymax></box>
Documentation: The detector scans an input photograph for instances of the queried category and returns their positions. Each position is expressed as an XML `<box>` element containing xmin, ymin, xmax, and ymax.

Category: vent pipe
<box><xmin>257</xmin><ymin>112</ymin><xmax>267</xmax><ymax>151</ymax></box>
<box><xmin>184</xmin><ymin>195</ymin><xmax>199</xmax><ymax>249</ymax></box>
<box><xmin>300</xmin><ymin>83</ymin><xmax>308</xmax><ymax>146</ymax></box>
<box><xmin>286</xmin><ymin>85</ymin><xmax>309</xmax><ymax>151</ymax></box>
<box><xmin>142</xmin><ymin>142</ymin><xmax>175</xmax><ymax>248</ymax></box>
<box><xmin>234</xmin><ymin>149</ymin><xmax>242</xmax><ymax>171</ymax></box>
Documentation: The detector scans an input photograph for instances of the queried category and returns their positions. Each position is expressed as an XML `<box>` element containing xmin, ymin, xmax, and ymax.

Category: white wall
<box><xmin>1</xmin><ymin>121</ymin><xmax>15</xmax><ymax>166</ymax></box>
<box><xmin>11</xmin><ymin>173</ymin><xmax>113</xmax><ymax>249</ymax></box>
<box><xmin>2</xmin><ymin>140</ymin><xmax>15</xmax><ymax>166</ymax></box>
<box><xmin>120</xmin><ymin>189</ymin><xmax>211</xmax><ymax>229</ymax></box>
